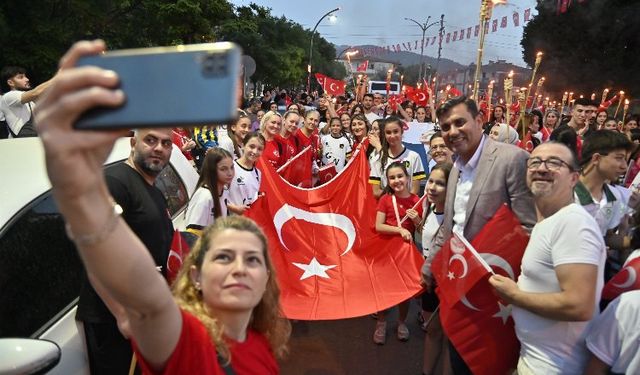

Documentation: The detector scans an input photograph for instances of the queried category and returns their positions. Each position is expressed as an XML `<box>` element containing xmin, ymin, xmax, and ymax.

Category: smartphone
<box><xmin>74</xmin><ymin>42</ymin><xmax>241</xmax><ymax>130</ymax></box>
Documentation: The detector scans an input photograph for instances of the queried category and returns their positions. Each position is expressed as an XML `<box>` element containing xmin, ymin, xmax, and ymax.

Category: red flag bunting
<box><xmin>432</xmin><ymin>205</ymin><xmax>529</xmax><ymax>375</ymax></box>
<box><xmin>246</xmin><ymin>146</ymin><xmax>424</xmax><ymax>320</ymax></box>
<box><xmin>602</xmin><ymin>257</ymin><xmax>640</xmax><ymax>300</ymax></box>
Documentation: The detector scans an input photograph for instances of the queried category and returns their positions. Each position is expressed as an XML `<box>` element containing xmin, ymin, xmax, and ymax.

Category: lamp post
<box><xmin>307</xmin><ymin>7</ymin><xmax>341</xmax><ymax>93</ymax></box>
<box><xmin>404</xmin><ymin>16</ymin><xmax>440</xmax><ymax>83</ymax></box>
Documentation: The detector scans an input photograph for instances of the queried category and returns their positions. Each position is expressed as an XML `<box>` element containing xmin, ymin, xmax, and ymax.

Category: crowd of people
<box><xmin>3</xmin><ymin>39</ymin><xmax>640</xmax><ymax>374</ymax></box>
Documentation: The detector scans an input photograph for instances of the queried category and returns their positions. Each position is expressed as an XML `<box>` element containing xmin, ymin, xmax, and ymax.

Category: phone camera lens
<box><xmin>201</xmin><ymin>53</ymin><xmax>227</xmax><ymax>77</ymax></box>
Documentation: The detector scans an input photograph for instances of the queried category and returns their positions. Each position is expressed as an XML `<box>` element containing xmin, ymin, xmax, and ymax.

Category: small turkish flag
<box><xmin>246</xmin><ymin>145</ymin><xmax>424</xmax><ymax>320</ymax></box>
<box><xmin>356</xmin><ymin>60</ymin><xmax>368</xmax><ymax>72</ymax></box>
<box><xmin>318</xmin><ymin>163</ymin><xmax>338</xmax><ymax>184</ymax></box>
<box><xmin>602</xmin><ymin>256</ymin><xmax>640</xmax><ymax>300</ymax></box>
<box><xmin>407</xmin><ymin>88</ymin><xmax>429</xmax><ymax>107</ymax></box>
<box><xmin>314</xmin><ymin>73</ymin><xmax>346</xmax><ymax>96</ymax></box>
<box><xmin>433</xmin><ymin>205</ymin><xmax>529</xmax><ymax>375</ymax></box>
<box><xmin>167</xmin><ymin>230</ymin><xmax>192</xmax><ymax>284</ymax></box>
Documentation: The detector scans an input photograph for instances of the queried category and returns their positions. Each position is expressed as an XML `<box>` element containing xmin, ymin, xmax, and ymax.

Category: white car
<box><xmin>0</xmin><ymin>137</ymin><xmax>198</xmax><ymax>374</ymax></box>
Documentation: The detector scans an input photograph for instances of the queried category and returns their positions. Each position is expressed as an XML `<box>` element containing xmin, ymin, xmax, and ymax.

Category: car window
<box><xmin>0</xmin><ymin>193</ymin><xmax>82</xmax><ymax>338</ymax></box>
<box><xmin>156</xmin><ymin>163</ymin><xmax>189</xmax><ymax>218</ymax></box>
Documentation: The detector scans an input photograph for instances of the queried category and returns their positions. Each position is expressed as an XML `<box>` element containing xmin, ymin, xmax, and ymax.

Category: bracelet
<box><xmin>65</xmin><ymin>202</ymin><xmax>123</xmax><ymax>246</ymax></box>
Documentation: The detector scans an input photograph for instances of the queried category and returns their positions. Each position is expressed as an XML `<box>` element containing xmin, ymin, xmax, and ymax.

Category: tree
<box><xmin>521</xmin><ymin>0</ymin><xmax>640</xmax><ymax>98</ymax></box>
<box><xmin>0</xmin><ymin>0</ymin><xmax>340</xmax><ymax>90</ymax></box>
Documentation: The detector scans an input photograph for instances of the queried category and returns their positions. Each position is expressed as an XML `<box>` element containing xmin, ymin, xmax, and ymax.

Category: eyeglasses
<box><xmin>430</xmin><ymin>145</ymin><xmax>449</xmax><ymax>151</ymax></box>
<box><xmin>527</xmin><ymin>157</ymin><xmax>574</xmax><ymax>171</ymax></box>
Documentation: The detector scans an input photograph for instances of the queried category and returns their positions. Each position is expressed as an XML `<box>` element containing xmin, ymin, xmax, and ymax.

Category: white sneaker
<box><xmin>397</xmin><ymin>322</ymin><xmax>409</xmax><ymax>341</ymax></box>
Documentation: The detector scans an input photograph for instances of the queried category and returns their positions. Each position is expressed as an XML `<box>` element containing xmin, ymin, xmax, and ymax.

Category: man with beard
<box><xmin>0</xmin><ymin>66</ymin><xmax>55</xmax><ymax>137</ymax></box>
<box><xmin>490</xmin><ymin>142</ymin><xmax>606</xmax><ymax>374</ymax></box>
<box><xmin>76</xmin><ymin>128</ymin><xmax>174</xmax><ymax>374</ymax></box>
<box><xmin>363</xmin><ymin>93</ymin><xmax>381</xmax><ymax>124</ymax></box>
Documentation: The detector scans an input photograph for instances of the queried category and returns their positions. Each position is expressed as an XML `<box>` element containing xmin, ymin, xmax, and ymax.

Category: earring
<box><xmin>194</xmin><ymin>282</ymin><xmax>201</xmax><ymax>291</ymax></box>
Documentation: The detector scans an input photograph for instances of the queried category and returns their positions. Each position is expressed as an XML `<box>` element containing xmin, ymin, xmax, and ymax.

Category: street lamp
<box><xmin>307</xmin><ymin>7</ymin><xmax>341</xmax><ymax>93</ymax></box>
<box><xmin>404</xmin><ymin>16</ymin><xmax>441</xmax><ymax>83</ymax></box>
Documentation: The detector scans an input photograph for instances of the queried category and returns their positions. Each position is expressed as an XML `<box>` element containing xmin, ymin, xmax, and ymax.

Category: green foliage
<box><xmin>0</xmin><ymin>0</ymin><xmax>339</xmax><ymax>89</ymax></box>
<box><xmin>522</xmin><ymin>0</ymin><xmax>640</xmax><ymax>97</ymax></box>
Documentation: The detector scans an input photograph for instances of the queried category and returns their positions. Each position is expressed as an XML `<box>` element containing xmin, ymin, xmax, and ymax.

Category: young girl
<box><xmin>321</xmin><ymin>117</ymin><xmax>352</xmax><ymax>172</ymax></box>
<box><xmin>185</xmin><ymin>148</ymin><xmax>235</xmax><ymax>236</ymax></box>
<box><xmin>228</xmin><ymin>132</ymin><xmax>265</xmax><ymax>215</ymax></box>
<box><xmin>219</xmin><ymin>110</ymin><xmax>251</xmax><ymax>159</ymax></box>
<box><xmin>260</xmin><ymin>111</ymin><xmax>286</xmax><ymax>168</ymax></box>
<box><xmin>294</xmin><ymin>110</ymin><xmax>322</xmax><ymax>165</ymax></box>
<box><xmin>280</xmin><ymin>110</ymin><xmax>301</xmax><ymax>160</ymax></box>
<box><xmin>418</xmin><ymin>162</ymin><xmax>452</xmax><ymax>375</ymax></box>
<box><xmin>370</xmin><ymin>116</ymin><xmax>426</xmax><ymax>199</ymax></box>
<box><xmin>373</xmin><ymin>161</ymin><xmax>423</xmax><ymax>345</ymax></box>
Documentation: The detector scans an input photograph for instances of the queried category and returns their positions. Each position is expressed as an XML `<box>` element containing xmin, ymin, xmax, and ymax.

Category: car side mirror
<box><xmin>0</xmin><ymin>338</ymin><xmax>61</xmax><ymax>374</ymax></box>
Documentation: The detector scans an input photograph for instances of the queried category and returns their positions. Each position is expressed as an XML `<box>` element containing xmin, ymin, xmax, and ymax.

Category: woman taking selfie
<box><xmin>35</xmin><ymin>40</ymin><xmax>290</xmax><ymax>375</ymax></box>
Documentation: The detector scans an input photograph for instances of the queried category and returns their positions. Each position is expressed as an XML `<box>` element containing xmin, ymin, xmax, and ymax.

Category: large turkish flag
<box><xmin>433</xmin><ymin>205</ymin><xmax>529</xmax><ymax>375</ymax></box>
<box><xmin>246</xmin><ymin>145</ymin><xmax>424</xmax><ymax>320</ymax></box>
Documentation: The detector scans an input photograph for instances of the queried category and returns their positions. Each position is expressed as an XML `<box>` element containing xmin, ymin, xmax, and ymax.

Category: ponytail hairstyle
<box><xmin>383</xmin><ymin>161</ymin><xmax>410</xmax><ymax>195</ymax></box>
<box><xmin>195</xmin><ymin>148</ymin><xmax>233</xmax><ymax>219</ymax></box>
<box><xmin>228</xmin><ymin>109</ymin><xmax>250</xmax><ymax>159</ymax></box>
<box><xmin>379</xmin><ymin>116</ymin><xmax>404</xmax><ymax>175</ymax></box>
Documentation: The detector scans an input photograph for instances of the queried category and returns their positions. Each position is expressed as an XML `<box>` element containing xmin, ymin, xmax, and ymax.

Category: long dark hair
<box><xmin>379</xmin><ymin>116</ymin><xmax>404</xmax><ymax>174</ymax></box>
<box><xmin>196</xmin><ymin>148</ymin><xmax>233</xmax><ymax>219</ymax></box>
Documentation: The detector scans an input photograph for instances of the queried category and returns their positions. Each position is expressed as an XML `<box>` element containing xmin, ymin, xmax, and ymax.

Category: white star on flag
<box><xmin>492</xmin><ymin>302</ymin><xmax>512</xmax><ymax>324</ymax></box>
<box><xmin>447</xmin><ymin>271</ymin><xmax>455</xmax><ymax>280</ymax></box>
<box><xmin>292</xmin><ymin>257</ymin><xmax>337</xmax><ymax>280</ymax></box>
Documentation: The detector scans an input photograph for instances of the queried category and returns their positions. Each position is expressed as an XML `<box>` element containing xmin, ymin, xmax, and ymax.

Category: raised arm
<box><xmin>35</xmin><ymin>40</ymin><xmax>181</xmax><ymax>371</ymax></box>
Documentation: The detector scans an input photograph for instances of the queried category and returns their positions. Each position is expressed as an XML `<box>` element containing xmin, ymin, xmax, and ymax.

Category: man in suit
<box><xmin>422</xmin><ymin>96</ymin><xmax>536</xmax><ymax>374</ymax></box>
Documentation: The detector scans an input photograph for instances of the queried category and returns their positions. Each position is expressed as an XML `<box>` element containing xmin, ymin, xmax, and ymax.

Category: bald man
<box><xmin>77</xmin><ymin>129</ymin><xmax>175</xmax><ymax>374</ymax></box>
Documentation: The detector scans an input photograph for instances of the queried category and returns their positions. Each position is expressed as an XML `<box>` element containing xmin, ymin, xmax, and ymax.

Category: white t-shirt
<box><xmin>228</xmin><ymin>160</ymin><xmax>261</xmax><ymax>207</ymax></box>
<box><xmin>513</xmin><ymin>203</ymin><xmax>606</xmax><ymax>375</ymax></box>
<box><xmin>217</xmin><ymin>137</ymin><xmax>237</xmax><ymax>158</ymax></box>
<box><xmin>184</xmin><ymin>186</ymin><xmax>229</xmax><ymax>229</ymax></box>
<box><xmin>320</xmin><ymin>134</ymin><xmax>351</xmax><ymax>172</ymax></box>
<box><xmin>369</xmin><ymin>146</ymin><xmax>426</xmax><ymax>188</ymax></box>
<box><xmin>421</xmin><ymin>206</ymin><xmax>444</xmax><ymax>258</ymax></box>
<box><xmin>585</xmin><ymin>290</ymin><xmax>640</xmax><ymax>374</ymax></box>
<box><xmin>0</xmin><ymin>90</ymin><xmax>32</xmax><ymax>138</ymax></box>
<box><xmin>574</xmin><ymin>182</ymin><xmax>632</xmax><ymax>236</ymax></box>
<box><xmin>365</xmin><ymin>111</ymin><xmax>381</xmax><ymax>124</ymax></box>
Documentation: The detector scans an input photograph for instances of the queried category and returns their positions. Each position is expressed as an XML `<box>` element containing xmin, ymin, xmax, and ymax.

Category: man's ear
<box><xmin>6</xmin><ymin>78</ymin><xmax>14</xmax><ymax>90</ymax></box>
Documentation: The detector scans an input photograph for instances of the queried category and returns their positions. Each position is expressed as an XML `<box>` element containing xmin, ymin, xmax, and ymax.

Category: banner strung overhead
<box><xmin>350</xmin><ymin>8</ymin><xmax>532</xmax><ymax>57</ymax></box>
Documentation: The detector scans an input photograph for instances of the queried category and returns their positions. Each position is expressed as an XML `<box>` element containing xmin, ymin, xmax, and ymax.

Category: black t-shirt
<box><xmin>76</xmin><ymin>162</ymin><xmax>173</xmax><ymax>323</ymax></box>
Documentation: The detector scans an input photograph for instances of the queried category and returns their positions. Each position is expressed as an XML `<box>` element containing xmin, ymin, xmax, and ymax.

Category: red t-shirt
<box><xmin>262</xmin><ymin>139</ymin><xmax>285</xmax><ymax>169</ymax></box>
<box><xmin>133</xmin><ymin>309</ymin><xmax>278</xmax><ymax>375</ymax></box>
<box><xmin>276</xmin><ymin>134</ymin><xmax>296</xmax><ymax>161</ymax></box>
<box><xmin>376</xmin><ymin>193</ymin><xmax>423</xmax><ymax>233</ymax></box>
<box><xmin>294</xmin><ymin>128</ymin><xmax>320</xmax><ymax>162</ymax></box>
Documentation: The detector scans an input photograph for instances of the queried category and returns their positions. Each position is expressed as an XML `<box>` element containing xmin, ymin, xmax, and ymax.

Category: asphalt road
<box><xmin>279</xmin><ymin>300</ymin><xmax>425</xmax><ymax>375</ymax></box>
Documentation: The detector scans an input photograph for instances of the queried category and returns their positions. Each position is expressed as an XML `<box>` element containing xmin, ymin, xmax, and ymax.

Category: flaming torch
<box><xmin>504</xmin><ymin>70</ymin><xmax>514</xmax><ymax>125</ymax></box>
<box><xmin>614</xmin><ymin>91</ymin><xmax>625</xmax><ymax>119</ymax></box>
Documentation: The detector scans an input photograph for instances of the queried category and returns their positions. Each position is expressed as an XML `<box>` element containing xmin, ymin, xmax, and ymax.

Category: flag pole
<box><xmin>277</xmin><ymin>146</ymin><xmax>312</xmax><ymax>173</ymax></box>
<box><xmin>399</xmin><ymin>192</ymin><xmax>428</xmax><ymax>225</ymax></box>
<box><xmin>453</xmin><ymin>232</ymin><xmax>495</xmax><ymax>275</ymax></box>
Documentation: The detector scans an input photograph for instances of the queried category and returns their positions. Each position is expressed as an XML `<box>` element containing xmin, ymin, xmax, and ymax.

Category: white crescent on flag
<box><xmin>612</xmin><ymin>266</ymin><xmax>637</xmax><ymax>289</ymax></box>
<box><xmin>273</xmin><ymin>203</ymin><xmax>356</xmax><ymax>256</ymax></box>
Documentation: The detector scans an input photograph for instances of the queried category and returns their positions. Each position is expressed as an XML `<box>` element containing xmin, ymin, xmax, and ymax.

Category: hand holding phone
<box><xmin>74</xmin><ymin>42</ymin><xmax>242</xmax><ymax>130</ymax></box>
